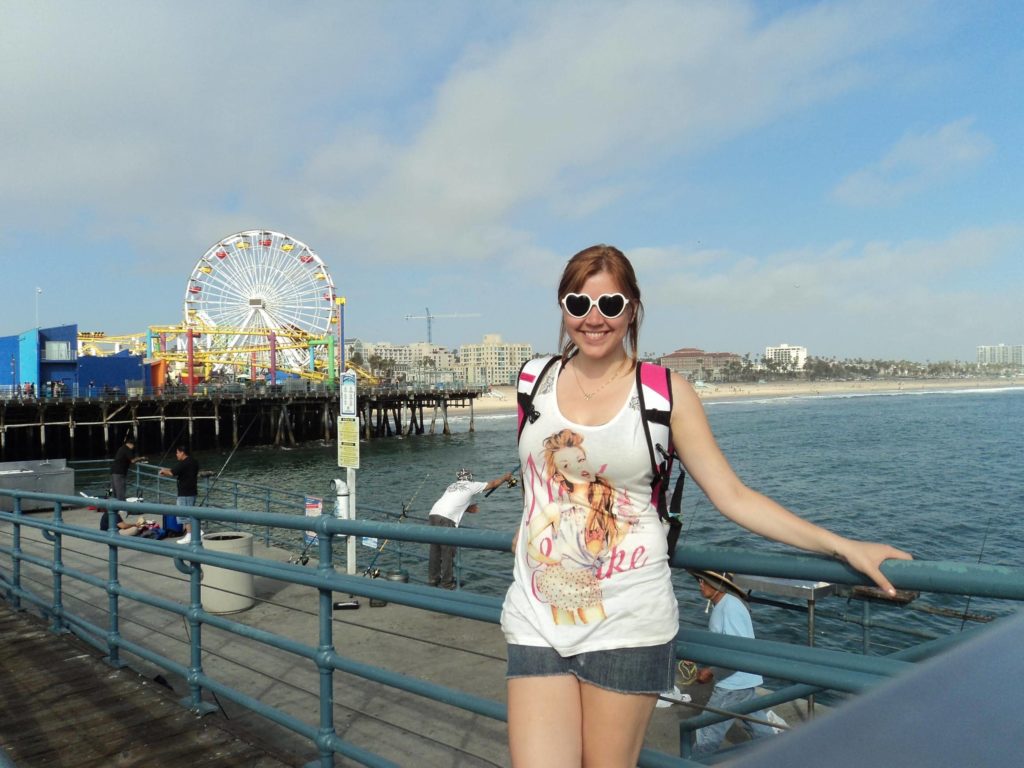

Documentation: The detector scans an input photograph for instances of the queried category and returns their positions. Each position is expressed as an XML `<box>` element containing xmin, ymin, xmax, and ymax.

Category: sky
<box><xmin>2</xmin><ymin>0</ymin><xmax>1021</xmax><ymax>362</ymax></box>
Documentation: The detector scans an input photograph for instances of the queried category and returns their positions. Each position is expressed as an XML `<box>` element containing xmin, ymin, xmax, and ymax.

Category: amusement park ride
<box><xmin>79</xmin><ymin>230</ymin><xmax>377</xmax><ymax>387</ymax></box>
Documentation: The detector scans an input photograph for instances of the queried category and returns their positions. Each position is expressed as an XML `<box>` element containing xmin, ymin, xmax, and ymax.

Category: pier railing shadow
<box><xmin>2</xmin><ymin>488</ymin><xmax>1024</xmax><ymax>767</ymax></box>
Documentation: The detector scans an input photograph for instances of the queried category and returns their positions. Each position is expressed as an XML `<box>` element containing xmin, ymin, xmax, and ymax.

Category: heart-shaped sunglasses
<box><xmin>560</xmin><ymin>292</ymin><xmax>631</xmax><ymax>319</ymax></box>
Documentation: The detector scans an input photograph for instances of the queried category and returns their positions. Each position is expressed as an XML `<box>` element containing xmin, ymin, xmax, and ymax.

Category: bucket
<box><xmin>385</xmin><ymin>570</ymin><xmax>409</xmax><ymax>583</ymax></box>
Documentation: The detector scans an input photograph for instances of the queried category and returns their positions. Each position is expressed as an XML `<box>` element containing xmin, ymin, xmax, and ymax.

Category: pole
<box><xmin>35</xmin><ymin>287</ymin><xmax>42</xmax><ymax>328</ymax></box>
<box><xmin>335</xmin><ymin>297</ymin><xmax>356</xmax><ymax>574</ymax></box>
<box><xmin>337</xmin><ymin>297</ymin><xmax>346</xmax><ymax>379</ymax></box>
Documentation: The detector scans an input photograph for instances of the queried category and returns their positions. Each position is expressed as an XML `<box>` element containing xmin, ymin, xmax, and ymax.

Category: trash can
<box><xmin>201</xmin><ymin>532</ymin><xmax>255</xmax><ymax>614</ymax></box>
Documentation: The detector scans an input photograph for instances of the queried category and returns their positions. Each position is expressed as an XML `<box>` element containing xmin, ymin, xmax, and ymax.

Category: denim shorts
<box><xmin>176</xmin><ymin>495</ymin><xmax>196</xmax><ymax>525</ymax></box>
<box><xmin>507</xmin><ymin>641</ymin><xmax>676</xmax><ymax>694</ymax></box>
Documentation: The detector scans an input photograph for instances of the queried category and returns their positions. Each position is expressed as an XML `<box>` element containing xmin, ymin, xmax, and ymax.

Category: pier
<box><xmin>0</xmin><ymin>384</ymin><xmax>485</xmax><ymax>462</ymax></box>
<box><xmin>3</xmin><ymin>485</ymin><xmax>1024</xmax><ymax>766</ymax></box>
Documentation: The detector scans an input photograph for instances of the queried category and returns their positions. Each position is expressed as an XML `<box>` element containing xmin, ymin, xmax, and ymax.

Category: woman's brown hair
<box><xmin>556</xmin><ymin>244</ymin><xmax>643</xmax><ymax>362</ymax></box>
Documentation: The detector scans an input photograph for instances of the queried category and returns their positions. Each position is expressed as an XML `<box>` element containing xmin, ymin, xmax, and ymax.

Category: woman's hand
<box><xmin>833</xmin><ymin>539</ymin><xmax>913</xmax><ymax>596</ymax></box>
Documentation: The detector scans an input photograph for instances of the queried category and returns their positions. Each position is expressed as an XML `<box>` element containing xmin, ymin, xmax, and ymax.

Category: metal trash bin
<box><xmin>201</xmin><ymin>532</ymin><xmax>255</xmax><ymax>614</ymax></box>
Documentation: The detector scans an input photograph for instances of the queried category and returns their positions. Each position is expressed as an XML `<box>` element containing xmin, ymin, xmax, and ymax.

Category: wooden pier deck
<box><xmin>0</xmin><ymin>604</ymin><xmax>296</xmax><ymax>768</ymax></box>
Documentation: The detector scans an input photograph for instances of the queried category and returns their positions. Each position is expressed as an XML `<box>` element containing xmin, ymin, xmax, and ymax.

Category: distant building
<box><xmin>347</xmin><ymin>339</ymin><xmax>459</xmax><ymax>383</ymax></box>
<box><xmin>459</xmin><ymin>334</ymin><xmax>533</xmax><ymax>386</ymax></box>
<box><xmin>1</xmin><ymin>323</ymin><xmax>146</xmax><ymax>398</ymax></box>
<box><xmin>977</xmin><ymin>344</ymin><xmax>1024</xmax><ymax>367</ymax></box>
<box><xmin>350</xmin><ymin>341</ymin><xmax>453</xmax><ymax>367</ymax></box>
<box><xmin>764</xmin><ymin>343</ymin><xmax>807</xmax><ymax>371</ymax></box>
<box><xmin>660</xmin><ymin>347</ymin><xmax>741</xmax><ymax>382</ymax></box>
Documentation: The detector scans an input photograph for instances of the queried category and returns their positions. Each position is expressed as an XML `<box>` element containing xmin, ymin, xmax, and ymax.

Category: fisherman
<box><xmin>159</xmin><ymin>445</ymin><xmax>201</xmax><ymax>544</ymax></box>
<box><xmin>427</xmin><ymin>468</ymin><xmax>514</xmax><ymax>589</ymax></box>
<box><xmin>110</xmin><ymin>435</ymin><xmax>146</xmax><ymax>502</ymax></box>
<box><xmin>687</xmin><ymin>570</ymin><xmax>781</xmax><ymax>757</ymax></box>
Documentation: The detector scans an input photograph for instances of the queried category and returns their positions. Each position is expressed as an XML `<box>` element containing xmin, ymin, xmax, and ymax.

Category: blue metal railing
<box><xmin>3</xmin><ymin>487</ymin><xmax>1024</xmax><ymax>767</ymax></box>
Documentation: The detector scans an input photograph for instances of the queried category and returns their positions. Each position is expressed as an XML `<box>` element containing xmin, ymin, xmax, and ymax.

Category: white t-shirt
<box><xmin>501</xmin><ymin>360</ymin><xmax>679</xmax><ymax>656</ymax></box>
<box><xmin>429</xmin><ymin>480</ymin><xmax>488</xmax><ymax>526</ymax></box>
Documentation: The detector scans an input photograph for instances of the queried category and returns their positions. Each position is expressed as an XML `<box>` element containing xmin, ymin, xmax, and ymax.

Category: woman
<box><xmin>500</xmin><ymin>244</ymin><xmax>911</xmax><ymax>767</ymax></box>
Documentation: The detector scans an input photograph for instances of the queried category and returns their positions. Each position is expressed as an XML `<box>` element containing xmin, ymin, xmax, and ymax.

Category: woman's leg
<box><xmin>508</xmin><ymin>676</ymin><xmax>582</xmax><ymax>767</ymax></box>
<box><xmin>579</xmin><ymin>682</ymin><xmax>657</xmax><ymax>767</ymax></box>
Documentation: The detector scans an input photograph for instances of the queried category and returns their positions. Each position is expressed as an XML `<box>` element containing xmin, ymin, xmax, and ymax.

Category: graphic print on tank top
<box><xmin>524</xmin><ymin>427</ymin><xmax>644</xmax><ymax>626</ymax></box>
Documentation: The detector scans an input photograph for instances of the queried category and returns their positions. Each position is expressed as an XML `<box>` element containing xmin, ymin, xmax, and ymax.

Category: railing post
<box><xmin>264</xmin><ymin>490</ymin><xmax>272</xmax><ymax>546</ymax></box>
<box><xmin>104</xmin><ymin>498</ymin><xmax>126</xmax><ymax>668</ymax></box>
<box><xmin>10</xmin><ymin>497</ymin><xmax>23</xmax><ymax>610</ymax></box>
<box><xmin>179</xmin><ymin>533</ymin><xmax>216</xmax><ymax>715</ymax></box>
<box><xmin>49</xmin><ymin>502</ymin><xmax>66</xmax><ymax>634</ymax></box>
<box><xmin>310</xmin><ymin>523</ymin><xmax>337</xmax><ymax>767</ymax></box>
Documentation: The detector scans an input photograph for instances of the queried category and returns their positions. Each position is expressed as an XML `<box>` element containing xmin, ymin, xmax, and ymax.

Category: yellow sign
<box><xmin>337</xmin><ymin>416</ymin><xmax>360</xmax><ymax>469</ymax></box>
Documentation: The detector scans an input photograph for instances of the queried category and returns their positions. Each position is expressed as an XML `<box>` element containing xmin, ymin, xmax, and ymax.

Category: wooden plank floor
<box><xmin>0</xmin><ymin>605</ymin><xmax>298</xmax><ymax>768</ymax></box>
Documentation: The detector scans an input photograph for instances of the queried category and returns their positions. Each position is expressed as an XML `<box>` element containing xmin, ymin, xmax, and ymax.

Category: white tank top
<box><xmin>500</xmin><ymin>360</ymin><xmax>679</xmax><ymax>655</ymax></box>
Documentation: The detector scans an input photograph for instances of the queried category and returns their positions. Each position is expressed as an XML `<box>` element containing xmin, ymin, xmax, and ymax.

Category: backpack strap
<box><xmin>517</xmin><ymin>355</ymin><xmax>561</xmax><ymax>440</ymax></box>
<box><xmin>636</xmin><ymin>362</ymin><xmax>685</xmax><ymax>558</ymax></box>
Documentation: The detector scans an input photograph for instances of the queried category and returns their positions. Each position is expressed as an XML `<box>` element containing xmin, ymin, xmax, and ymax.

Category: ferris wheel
<box><xmin>183</xmin><ymin>230</ymin><xmax>337</xmax><ymax>377</ymax></box>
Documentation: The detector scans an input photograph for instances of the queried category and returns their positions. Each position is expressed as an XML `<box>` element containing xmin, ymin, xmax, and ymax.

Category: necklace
<box><xmin>570</xmin><ymin>358</ymin><xmax>626</xmax><ymax>401</ymax></box>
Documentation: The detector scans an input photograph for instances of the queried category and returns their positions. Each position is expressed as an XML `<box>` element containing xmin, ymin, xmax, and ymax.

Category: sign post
<box><xmin>335</xmin><ymin>297</ymin><xmax>359</xmax><ymax>573</ymax></box>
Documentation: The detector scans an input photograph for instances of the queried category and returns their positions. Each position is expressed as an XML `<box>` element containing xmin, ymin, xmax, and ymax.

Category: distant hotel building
<box><xmin>764</xmin><ymin>343</ymin><xmax>807</xmax><ymax>371</ymax></box>
<box><xmin>660</xmin><ymin>348</ymin><xmax>741</xmax><ymax>382</ymax></box>
<box><xmin>977</xmin><ymin>344</ymin><xmax>1024</xmax><ymax>367</ymax></box>
<box><xmin>349</xmin><ymin>341</ymin><xmax>456</xmax><ymax>370</ymax></box>
<box><xmin>460</xmin><ymin>334</ymin><xmax>533</xmax><ymax>386</ymax></box>
<box><xmin>346</xmin><ymin>334</ymin><xmax>533</xmax><ymax>386</ymax></box>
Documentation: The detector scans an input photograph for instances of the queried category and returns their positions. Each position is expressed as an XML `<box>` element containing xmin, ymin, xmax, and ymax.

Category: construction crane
<box><xmin>403</xmin><ymin>307</ymin><xmax>480</xmax><ymax>344</ymax></box>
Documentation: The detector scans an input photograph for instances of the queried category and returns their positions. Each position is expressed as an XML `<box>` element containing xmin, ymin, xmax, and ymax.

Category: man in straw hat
<box><xmin>687</xmin><ymin>569</ymin><xmax>779</xmax><ymax>757</ymax></box>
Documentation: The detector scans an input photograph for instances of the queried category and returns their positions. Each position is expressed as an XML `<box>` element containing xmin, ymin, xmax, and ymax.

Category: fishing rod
<box><xmin>199</xmin><ymin>412</ymin><xmax>260</xmax><ymax>505</ymax></box>
<box><xmin>362</xmin><ymin>471</ymin><xmax>431</xmax><ymax>577</ymax></box>
<box><xmin>484</xmin><ymin>464</ymin><xmax>521</xmax><ymax>497</ymax></box>
<box><xmin>153</xmin><ymin>422</ymin><xmax>189</xmax><ymax>467</ymax></box>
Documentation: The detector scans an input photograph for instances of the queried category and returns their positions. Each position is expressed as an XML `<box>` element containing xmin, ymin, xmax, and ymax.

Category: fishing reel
<box><xmin>505</xmin><ymin>476</ymin><xmax>519</xmax><ymax>490</ymax></box>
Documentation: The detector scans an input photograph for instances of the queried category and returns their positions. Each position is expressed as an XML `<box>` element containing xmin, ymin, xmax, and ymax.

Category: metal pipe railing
<box><xmin>3</xmin><ymin>487</ymin><xmax>1024</xmax><ymax>768</ymax></box>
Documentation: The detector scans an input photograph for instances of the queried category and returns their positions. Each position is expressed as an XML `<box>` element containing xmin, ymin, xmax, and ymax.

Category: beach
<box><xmin>462</xmin><ymin>376</ymin><xmax>1021</xmax><ymax>414</ymax></box>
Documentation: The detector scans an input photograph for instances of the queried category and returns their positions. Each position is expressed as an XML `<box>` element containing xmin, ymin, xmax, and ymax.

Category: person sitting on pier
<box><xmin>686</xmin><ymin>569</ymin><xmax>781</xmax><ymax>757</ymax></box>
<box><xmin>99</xmin><ymin>508</ymin><xmax>151</xmax><ymax>535</ymax></box>
<box><xmin>158</xmin><ymin>445</ymin><xmax>201</xmax><ymax>544</ymax></box>
<box><xmin>428</xmin><ymin>467</ymin><xmax>514</xmax><ymax>589</ymax></box>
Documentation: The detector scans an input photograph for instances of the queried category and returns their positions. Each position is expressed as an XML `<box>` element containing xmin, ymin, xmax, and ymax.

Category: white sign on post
<box><xmin>341</xmin><ymin>371</ymin><xmax>357</xmax><ymax>416</ymax></box>
<box><xmin>338</xmin><ymin>371</ymin><xmax>360</xmax><ymax>468</ymax></box>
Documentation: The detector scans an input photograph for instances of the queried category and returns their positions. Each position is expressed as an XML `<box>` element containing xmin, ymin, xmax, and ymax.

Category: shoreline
<box><xmin>455</xmin><ymin>376</ymin><xmax>1022</xmax><ymax>414</ymax></box>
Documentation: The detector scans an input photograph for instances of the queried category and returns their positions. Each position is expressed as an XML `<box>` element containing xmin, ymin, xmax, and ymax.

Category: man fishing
<box><xmin>110</xmin><ymin>435</ymin><xmax>146</xmax><ymax>502</ymax></box>
<box><xmin>159</xmin><ymin>445</ymin><xmax>201</xmax><ymax>544</ymax></box>
<box><xmin>428</xmin><ymin>468</ymin><xmax>514</xmax><ymax>589</ymax></box>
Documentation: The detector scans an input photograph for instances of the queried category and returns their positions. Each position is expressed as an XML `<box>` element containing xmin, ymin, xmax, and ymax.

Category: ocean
<box><xmin>196</xmin><ymin>385</ymin><xmax>1024</xmax><ymax>663</ymax></box>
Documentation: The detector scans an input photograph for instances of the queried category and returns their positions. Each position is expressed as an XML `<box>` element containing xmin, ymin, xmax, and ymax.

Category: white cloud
<box><xmin>833</xmin><ymin>118</ymin><xmax>994</xmax><ymax>205</ymax></box>
<box><xmin>0</xmin><ymin>0</ymin><xmax>924</xmax><ymax>269</ymax></box>
<box><xmin>638</xmin><ymin>224</ymin><xmax>1023</xmax><ymax>358</ymax></box>
<box><xmin>301</xmin><ymin>0</ymin><xmax>924</xmax><ymax>263</ymax></box>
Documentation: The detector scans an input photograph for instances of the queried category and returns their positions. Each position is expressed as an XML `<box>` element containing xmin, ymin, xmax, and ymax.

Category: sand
<box><xmin>458</xmin><ymin>376</ymin><xmax>1021</xmax><ymax>414</ymax></box>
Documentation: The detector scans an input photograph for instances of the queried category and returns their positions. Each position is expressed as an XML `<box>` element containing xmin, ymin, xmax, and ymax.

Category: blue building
<box><xmin>0</xmin><ymin>324</ymin><xmax>147</xmax><ymax>398</ymax></box>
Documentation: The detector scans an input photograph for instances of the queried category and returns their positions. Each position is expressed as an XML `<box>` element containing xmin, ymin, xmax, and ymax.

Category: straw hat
<box><xmin>688</xmin><ymin>569</ymin><xmax>748</xmax><ymax>601</ymax></box>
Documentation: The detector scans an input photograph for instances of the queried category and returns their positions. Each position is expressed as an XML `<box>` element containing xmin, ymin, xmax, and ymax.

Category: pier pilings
<box><xmin>0</xmin><ymin>385</ymin><xmax>482</xmax><ymax>461</ymax></box>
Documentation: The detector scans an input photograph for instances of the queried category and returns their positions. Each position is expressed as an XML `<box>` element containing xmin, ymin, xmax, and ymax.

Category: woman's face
<box><xmin>552</xmin><ymin>446</ymin><xmax>593</xmax><ymax>485</ymax></box>
<box><xmin>563</xmin><ymin>270</ymin><xmax>632</xmax><ymax>361</ymax></box>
